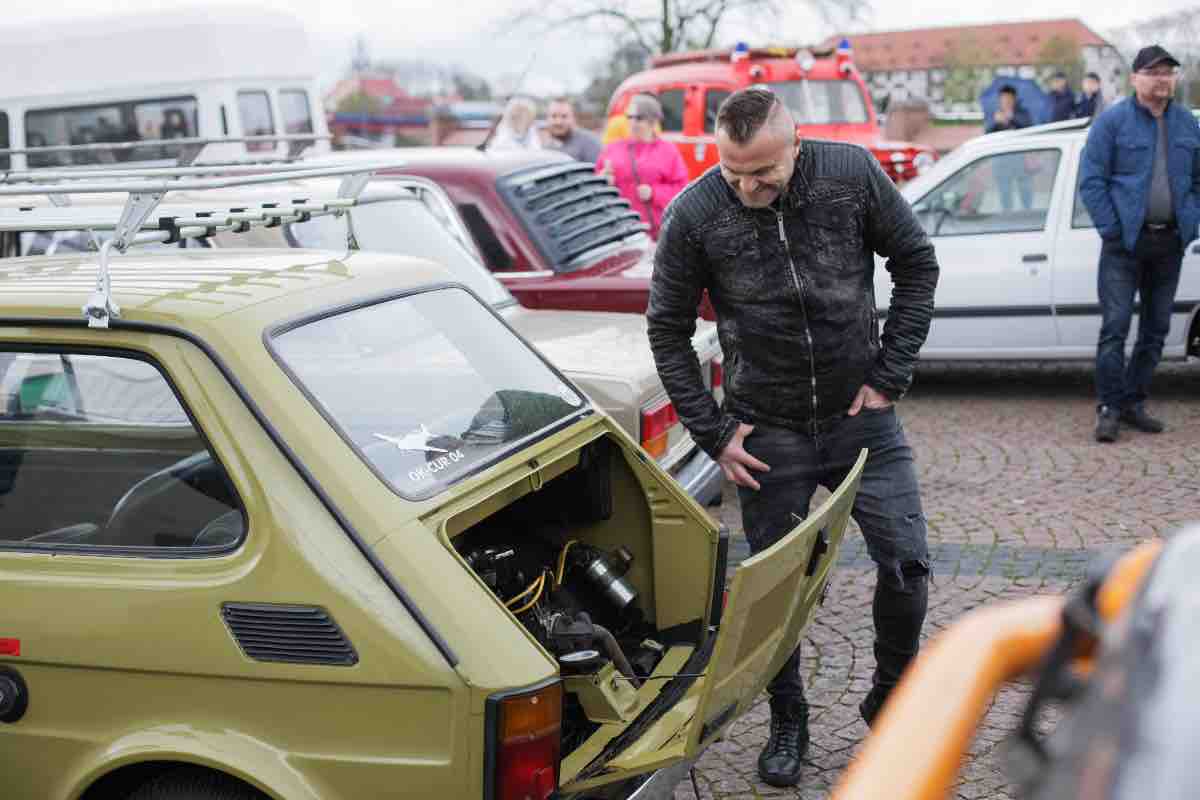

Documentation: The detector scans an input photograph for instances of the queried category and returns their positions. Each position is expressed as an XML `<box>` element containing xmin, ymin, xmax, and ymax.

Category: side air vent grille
<box><xmin>221</xmin><ymin>603</ymin><xmax>358</xmax><ymax>666</ymax></box>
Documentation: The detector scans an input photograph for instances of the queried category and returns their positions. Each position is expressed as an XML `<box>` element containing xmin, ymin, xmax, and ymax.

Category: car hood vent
<box><xmin>221</xmin><ymin>603</ymin><xmax>358</xmax><ymax>666</ymax></box>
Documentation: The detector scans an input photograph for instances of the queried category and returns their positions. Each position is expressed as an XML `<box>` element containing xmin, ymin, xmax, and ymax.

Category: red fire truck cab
<box><xmin>606</xmin><ymin>41</ymin><xmax>936</xmax><ymax>184</ymax></box>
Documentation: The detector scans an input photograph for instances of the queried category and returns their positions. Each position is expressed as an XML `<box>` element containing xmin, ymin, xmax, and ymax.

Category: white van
<box><xmin>0</xmin><ymin>6</ymin><xmax>330</xmax><ymax>170</ymax></box>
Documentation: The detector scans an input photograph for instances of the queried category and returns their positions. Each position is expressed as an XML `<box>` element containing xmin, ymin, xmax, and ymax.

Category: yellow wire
<box><xmin>505</xmin><ymin>572</ymin><xmax>543</xmax><ymax>607</ymax></box>
<box><xmin>510</xmin><ymin>571</ymin><xmax>547</xmax><ymax>615</ymax></box>
<box><xmin>556</xmin><ymin>540</ymin><xmax>578</xmax><ymax>587</ymax></box>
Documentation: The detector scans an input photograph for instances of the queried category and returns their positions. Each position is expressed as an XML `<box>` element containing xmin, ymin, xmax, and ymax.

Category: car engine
<box><xmin>458</xmin><ymin>532</ymin><xmax>669</xmax><ymax>753</ymax></box>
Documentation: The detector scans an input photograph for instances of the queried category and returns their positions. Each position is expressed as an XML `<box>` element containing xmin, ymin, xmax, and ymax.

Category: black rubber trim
<box><xmin>1053</xmin><ymin>301</ymin><xmax>1198</xmax><ymax>316</ymax></box>
<box><xmin>710</xmin><ymin>525</ymin><xmax>729</xmax><ymax>628</ymax></box>
<box><xmin>262</xmin><ymin>282</ymin><xmax>593</xmax><ymax>503</ymax></box>
<box><xmin>0</xmin><ymin>316</ymin><xmax>460</xmax><ymax>668</ymax></box>
<box><xmin>877</xmin><ymin>300</ymin><xmax>1198</xmax><ymax>320</ymax></box>
<box><xmin>0</xmin><ymin>342</ymin><xmax>247</xmax><ymax>559</ymax></box>
<box><xmin>573</xmin><ymin>633</ymin><xmax>717</xmax><ymax>782</ymax></box>
<box><xmin>484</xmin><ymin>676</ymin><xmax>562</xmax><ymax>800</ymax></box>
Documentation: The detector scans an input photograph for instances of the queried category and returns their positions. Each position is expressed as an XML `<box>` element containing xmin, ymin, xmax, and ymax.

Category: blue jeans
<box><xmin>1096</xmin><ymin>231</ymin><xmax>1183</xmax><ymax>410</ymax></box>
<box><xmin>737</xmin><ymin>407</ymin><xmax>930</xmax><ymax>714</ymax></box>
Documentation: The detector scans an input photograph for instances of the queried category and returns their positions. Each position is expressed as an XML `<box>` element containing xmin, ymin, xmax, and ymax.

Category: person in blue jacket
<box><xmin>1079</xmin><ymin>45</ymin><xmax>1200</xmax><ymax>443</ymax></box>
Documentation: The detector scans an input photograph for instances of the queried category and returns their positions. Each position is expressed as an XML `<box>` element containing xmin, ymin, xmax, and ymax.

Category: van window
<box><xmin>24</xmin><ymin>97</ymin><xmax>198</xmax><ymax>167</ymax></box>
<box><xmin>0</xmin><ymin>111</ymin><xmax>9</xmax><ymax>170</ymax></box>
<box><xmin>238</xmin><ymin>91</ymin><xmax>276</xmax><ymax>152</ymax></box>
<box><xmin>659</xmin><ymin>89</ymin><xmax>685</xmax><ymax>132</ymax></box>
<box><xmin>279</xmin><ymin>90</ymin><xmax>314</xmax><ymax>134</ymax></box>
<box><xmin>704</xmin><ymin>90</ymin><xmax>731</xmax><ymax>133</ymax></box>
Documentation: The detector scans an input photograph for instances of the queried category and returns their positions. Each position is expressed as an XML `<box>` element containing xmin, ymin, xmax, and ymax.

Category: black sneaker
<box><xmin>1120</xmin><ymin>405</ymin><xmax>1165</xmax><ymax>433</ymax></box>
<box><xmin>1095</xmin><ymin>406</ymin><xmax>1120</xmax><ymax>443</ymax></box>
<box><xmin>757</xmin><ymin>706</ymin><xmax>809</xmax><ymax>787</ymax></box>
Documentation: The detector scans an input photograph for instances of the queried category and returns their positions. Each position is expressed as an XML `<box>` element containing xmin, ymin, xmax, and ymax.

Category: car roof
<box><xmin>321</xmin><ymin>146</ymin><xmax>573</xmax><ymax>180</ymax></box>
<box><xmin>0</xmin><ymin>247</ymin><xmax>456</xmax><ymax>330</ymax></box>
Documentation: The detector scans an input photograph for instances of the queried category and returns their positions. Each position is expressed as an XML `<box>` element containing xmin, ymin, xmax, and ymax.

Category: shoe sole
<box><xmin>758</xmin><ymin>770</ymin><xmax>804</xmax><ymax>788</ymax></box>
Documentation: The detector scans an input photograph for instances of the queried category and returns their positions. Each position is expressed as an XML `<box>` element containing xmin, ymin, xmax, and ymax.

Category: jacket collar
<box><xmin>774</xmin><ymin>144</ymin><xmax>810</xmax><ymax>212</ymax></box>
<box><xmin>1130</xmin><ymin>93</ymin><xmax>1175</xmax><ymax>120</ymax></box>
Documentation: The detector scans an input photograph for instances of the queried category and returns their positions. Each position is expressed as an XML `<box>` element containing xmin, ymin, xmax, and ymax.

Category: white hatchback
<box><xmin>882</xmin><ymin>116</ymin><xmax>1200</xmax><ymax>360</ymax></box>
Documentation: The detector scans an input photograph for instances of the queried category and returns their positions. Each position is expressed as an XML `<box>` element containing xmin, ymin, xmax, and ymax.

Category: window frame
<box><xmin>278</xmin><ymin>88</ymin><xmax>315</xmax><ymax>135</ymax></box>
<box><xmin>237</xmin><ymin>89</ymin><xmax>277</xmax><ymax>151</ymax></box>
<box><xmin>23</xmin><ymin>95</ymin><xmax>200</xmax><ymax>166</ymax></box>
<box><xmin>912</xmin><ymin>146</ymin><xmax>1064</xmax><ymax>238</ymax></box>
<box><xmin>704</xmin><ymin>89</ymin><xmax>732</xmax><ymax>134</ymax></box>
<box><xmin>0</xmin><ymin>110</ymin><xmax>9</xmax><ymax>171</ymax></box>
<box><xmin>657</xmin><ymin>88</ymin><xmax>686</xmax><ymax>133</ymax></box>
<box><xmin>0</xmin><ymin>343</ymin><xmax>247</xmax><ymax>557</ymax></box>
<box><xmin>264</xmin><ymin>284</ymin><xmax>591</xmax><ymax>503</ymax></box>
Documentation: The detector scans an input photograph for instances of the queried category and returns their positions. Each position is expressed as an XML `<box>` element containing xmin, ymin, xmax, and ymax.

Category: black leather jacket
<box><xmin>647</xmin><ymin>140</ymin><xmax>939</xmax><ymax>459</ymax></box>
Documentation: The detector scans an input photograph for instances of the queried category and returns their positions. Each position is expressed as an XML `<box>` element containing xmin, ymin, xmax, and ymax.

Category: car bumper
<box><xmin>672</xmin><ymin>448</ymin><xmax>723</xmax><ymax>506</ymax></box>
<box><xmin>563</xmin><ymin>758</ymin><xmax>696</xmax><ymax>799</ymax></box>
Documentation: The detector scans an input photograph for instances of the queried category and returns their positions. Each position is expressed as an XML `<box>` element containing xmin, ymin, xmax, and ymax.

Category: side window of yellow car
<box><xmin>0</xmin><ymin>350</ymin><xmax>245</xmax><ymax>552</ymax></box>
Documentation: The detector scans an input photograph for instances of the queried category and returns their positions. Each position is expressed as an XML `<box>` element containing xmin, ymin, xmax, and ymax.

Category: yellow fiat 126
<box><xmin>0</xmin><ymin>158</ymin><xmax>862</xmax><ymax>799</ymax></box>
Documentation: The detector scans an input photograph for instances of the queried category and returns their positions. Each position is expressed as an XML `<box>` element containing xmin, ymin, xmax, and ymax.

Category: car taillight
<box><xmin>640</xmin><ymin>398</ymin><xmax>679</xmax><ymax>460</ymax></box>
<box><xmin>489</xmin><ymin>682</ymin><xmax>562</xmax><ymax>800</ymax></box>
<box><xmin>710</xmin><ymin>356</ymin><xmax>724</xmax><ymax>390</ymax></box>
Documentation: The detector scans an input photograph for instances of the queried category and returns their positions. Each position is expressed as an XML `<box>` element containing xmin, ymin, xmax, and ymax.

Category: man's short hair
<box><xmin>1085</xmin><ymin>72</ymin><xmax>1101</xmax><ymax>82</ymax></box>
<box><xmin>999</xmin><ymin>85</ymin><xmax>1018</xmax><ymax>97</ymax></box>
<box><xmin>716</xmin><ymin>88</ymin><xmax>781</xmax><ymax>144</ymax></box>
<box><xmin>550</xmin><ymin>97</ymin><xmax>575</xmax><ymax>109</ymax></box>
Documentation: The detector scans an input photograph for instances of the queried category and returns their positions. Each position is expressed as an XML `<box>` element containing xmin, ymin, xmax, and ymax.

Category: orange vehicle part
<box><xmin>831</xmin><ymin>541</ymin><xmax>1162</xmax><ymax>800</ymax></box>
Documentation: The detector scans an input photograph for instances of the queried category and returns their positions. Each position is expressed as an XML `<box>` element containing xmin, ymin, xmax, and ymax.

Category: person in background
<box><xmin>1076</xmin><ymin>72</ymin><xmax>1106</xmax><ymax>118</ymax></box>
<box><xmin>487</xmin><ymin>96</ymin><xmax>542</xmax><ymax>152</ymax></box>
<box><xmin>1046</xmin><ymin>72</ymin><xmax>1077</xmax><ymax>123</ymax></box>
<box><xmin>986</xmin><ymin>85</ymin><xmax>1032</xmax><ymax>133</ymax></box>
<box><xmin>596</xmin><ymin>93</ymin><xmax>688</xmax><ymax>239</ymax></box>
<box><xmin>543</xmin><ymin>97</ymin><xmax>602</xmax><ymax>163</ymax></box>
<box><xmin>986</xmin><ymin>86</ymin><xmax>1035</xmax><ymax>210</ymax></box>
<box><xmin>1079</xmin><ymin>45</ymin><xmax>1200</xmax><ymax>443</ymax></box>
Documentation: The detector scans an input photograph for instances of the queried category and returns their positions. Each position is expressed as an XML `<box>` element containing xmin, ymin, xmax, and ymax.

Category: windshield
<box><xmin>282</xmin><ymin>198</ymin><xmax>514</xmax><ymax>308</ymax></box>
<box><xmin>270</xmin><ymin>287</ymin><xmax>586</xmax><ymax>499</ymax></box>
<box><xmin>766</xmin><ymin>80</ymin><xmax>870</xmax><ymax>125</ymax></box>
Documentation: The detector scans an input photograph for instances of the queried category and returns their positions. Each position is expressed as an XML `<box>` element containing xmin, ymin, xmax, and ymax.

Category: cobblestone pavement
<box><xmin>680</xmin><ymin>361</ymin><xmax>1200</xmax><ymax>799</ymax></box>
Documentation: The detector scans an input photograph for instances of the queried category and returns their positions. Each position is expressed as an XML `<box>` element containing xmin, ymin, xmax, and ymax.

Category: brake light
<box><xmin>491</xmin><ymin>682</ymin><xmax>562</xmax><ymax>800</ymax></box>
<box><xmin>640</xmin><ymin>398</ymin><xmax>679</xmax><ymax>459</ymax></box>
<box><xmin>710</xmin><ymin>356</ymin><xmax>724</xmax><ymax>390</ymax></box>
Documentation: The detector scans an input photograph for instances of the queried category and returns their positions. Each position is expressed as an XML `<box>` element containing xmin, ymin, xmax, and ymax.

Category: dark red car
<box><xmin>359</xmin><ymin>148</ymin><xmax>716</xmax><ymax>320</ymax></box>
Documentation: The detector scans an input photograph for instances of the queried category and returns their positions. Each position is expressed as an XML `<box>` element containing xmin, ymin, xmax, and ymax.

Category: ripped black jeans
<box><xmin>737</xmin><ymin>406</ymin><xmax>930</xmax><ymax>717</ymax></box>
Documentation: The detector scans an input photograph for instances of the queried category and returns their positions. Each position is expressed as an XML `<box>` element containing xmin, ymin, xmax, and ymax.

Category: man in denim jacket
<box><xmin>1079</xmin><ymin>45</ymin><xmax>1200</xmax><ymax>442</ymax></box>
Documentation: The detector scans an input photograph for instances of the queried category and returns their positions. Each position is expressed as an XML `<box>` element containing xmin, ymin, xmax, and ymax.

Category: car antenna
<box><xmin>477</xmin><ymin>52</ymin><xmax>539</xmax><ymax>152</ymax></box>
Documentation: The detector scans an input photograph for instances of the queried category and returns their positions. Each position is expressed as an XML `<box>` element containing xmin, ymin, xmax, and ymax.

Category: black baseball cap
<box><xmin>1132</xmin><ymin>45</ymin><xmax>1180</xmax><ymax>73</ymax></box>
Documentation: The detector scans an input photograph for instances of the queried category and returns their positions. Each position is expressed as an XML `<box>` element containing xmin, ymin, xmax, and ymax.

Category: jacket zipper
<box><xmin>776</xmin><ymin>210</ymin><xmax>819</xmax><ymax>437</ymax></box>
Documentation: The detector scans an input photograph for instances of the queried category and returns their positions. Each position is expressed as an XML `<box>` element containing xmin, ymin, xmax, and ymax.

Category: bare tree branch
<box><xmin>503</xmin><ymin>0</ymin><xmax>867</xmax><ymax>56</ymax></box>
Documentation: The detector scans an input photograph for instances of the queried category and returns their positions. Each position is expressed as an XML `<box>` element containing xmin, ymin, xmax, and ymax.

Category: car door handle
<box><xmin>1022</xmin><ymin>254</ymin><xmax>1048</xmax><ymax>263</ymax></box>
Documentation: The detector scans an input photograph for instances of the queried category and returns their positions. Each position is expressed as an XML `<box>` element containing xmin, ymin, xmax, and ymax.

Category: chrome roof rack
<box><xmin>0</xmin><ymin>132</ymin><xmax>330</xmax><ymax>174</ymax></box>
<box><xmin>0</xmin><ymin>161</ymin><xmax>389</xmax><ymax>329</ymax></box>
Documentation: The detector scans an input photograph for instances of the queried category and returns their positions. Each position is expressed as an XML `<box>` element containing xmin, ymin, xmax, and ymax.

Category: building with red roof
<box><xmin>822</xmin><ymin>19</ymin><xmax>1125</xmax><ymax>114</ymax></box>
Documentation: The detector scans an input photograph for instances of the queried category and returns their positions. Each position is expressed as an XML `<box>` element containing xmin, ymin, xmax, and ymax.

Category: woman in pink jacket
<box><xmin>597</xmin><ymin>94</ymin><xmax>689</xmax><ymax>240</ymax></box>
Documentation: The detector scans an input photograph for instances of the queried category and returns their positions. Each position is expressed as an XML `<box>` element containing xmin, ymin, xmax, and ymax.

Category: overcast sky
<box><xmin>4</xmin><ymin>0</ymin><xmax>1197</xmax><ymax>95</ymax></box>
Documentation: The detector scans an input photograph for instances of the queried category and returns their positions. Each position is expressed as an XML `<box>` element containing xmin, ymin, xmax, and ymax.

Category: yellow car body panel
<box><xmin>0</xmin><ymin>248</ymin><xmax>858</xmax><ymax>799</ymax></box>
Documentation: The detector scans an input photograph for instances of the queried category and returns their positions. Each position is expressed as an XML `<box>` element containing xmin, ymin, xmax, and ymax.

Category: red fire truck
<box><xmin>606</xmin><ymin>40</ymin><xmax>936</xmax><ymax>184</ymax></box>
